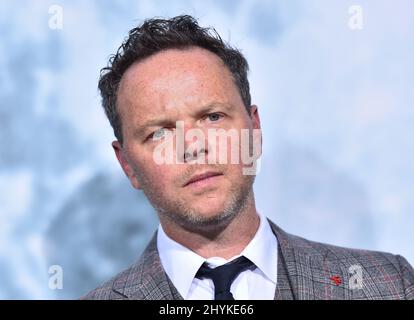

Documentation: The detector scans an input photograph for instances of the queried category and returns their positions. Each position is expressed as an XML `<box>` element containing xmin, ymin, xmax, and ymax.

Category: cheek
<box><xmin>230</xmin><ymin>163</ymin><xmax>247</xmax><ymax>181</ymax></box>
<box><xmin>140</xmin><ymin>162</ymin><xmax>180</xmax><ymax>190</ymax></box>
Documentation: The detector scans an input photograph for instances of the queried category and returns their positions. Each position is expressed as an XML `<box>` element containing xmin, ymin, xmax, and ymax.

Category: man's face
<box><xmin>113</xmin><ymin>47</ymin><xmax>261</xmax><ymax>230</ymax></box>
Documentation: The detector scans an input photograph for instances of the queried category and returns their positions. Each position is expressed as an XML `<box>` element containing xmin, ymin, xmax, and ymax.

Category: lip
<box><xmin>184</xmin><ymin>171</ymin><xmax>223</xmax><ymax>187</ymax></box>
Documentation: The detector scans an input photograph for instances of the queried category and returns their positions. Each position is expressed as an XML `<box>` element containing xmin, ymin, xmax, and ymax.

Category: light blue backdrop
<box><xmin>0</xmin><ymin>0</ymin><xmax>413</xmax><ymax>299</ymax></box>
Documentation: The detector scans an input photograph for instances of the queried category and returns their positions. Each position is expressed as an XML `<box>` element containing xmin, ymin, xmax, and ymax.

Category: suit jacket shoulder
<box><xmin>268</xmin><ymin>219</ymin><xmax>414</xmax><ymax>299</ymax></box>
<box><xmin>81</xmin><ymin>232</ymin><xmax>182</xmax><ymax>300</ymax></box>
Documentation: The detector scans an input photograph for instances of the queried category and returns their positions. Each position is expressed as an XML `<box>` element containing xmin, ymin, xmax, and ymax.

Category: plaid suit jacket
<box><xmin>83</xmin><ymin>219</ymin><xmax>414</xmax><ymax>300</ymax></box>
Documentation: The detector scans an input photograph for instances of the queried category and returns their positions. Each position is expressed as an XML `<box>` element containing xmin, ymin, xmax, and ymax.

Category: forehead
<box><xmin>116</xmin><ymin>47</ymin><xmax>243</xmax><ymax>124</ymax></box>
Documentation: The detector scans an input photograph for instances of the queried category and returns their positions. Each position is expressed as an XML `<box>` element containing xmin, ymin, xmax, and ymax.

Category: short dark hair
<box><xmin>98</xmin><ymin>15</ymin><xmax>251</xmax><ymax>144</ymax></box>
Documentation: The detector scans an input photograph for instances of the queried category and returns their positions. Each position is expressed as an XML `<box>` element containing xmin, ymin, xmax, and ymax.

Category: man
<box><xmin>83</xmin><ymin>15</ymin><xmax>414</xmax><ymax>300</ymax></box>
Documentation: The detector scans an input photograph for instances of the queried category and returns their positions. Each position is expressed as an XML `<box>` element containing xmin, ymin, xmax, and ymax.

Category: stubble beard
<box><xmin>137</xmin><ymin>170</ymin><xmax>255</xmax><ymax>236</ymax></box>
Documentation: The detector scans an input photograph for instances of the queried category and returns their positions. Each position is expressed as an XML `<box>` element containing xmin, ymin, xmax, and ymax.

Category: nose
<box><xmin>184</xmin><ymin>146</ymin><xmax>207</xmax><ymax>163</ymax></box>
<box><xmin>176</xmin><ymin>121</ymin><xmax>208</xmax><ymax>164</ymax></box>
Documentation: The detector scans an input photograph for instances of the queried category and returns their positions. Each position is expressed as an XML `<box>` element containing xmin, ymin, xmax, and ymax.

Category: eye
<box><xmin>150</xmin><ymin>128</ymin><xmax>166</xmax><ymax>141</ymax></box>
<box><xmin>206</xmin><ymin>112</ymin><xmax>223</xmax><ymax>122</ymax></box>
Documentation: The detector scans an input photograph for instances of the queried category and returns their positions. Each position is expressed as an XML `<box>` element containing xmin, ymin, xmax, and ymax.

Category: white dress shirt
<box><xmin>157</xmin><ymin>211</ymin><xmax>278</xmax><ymax>300</ymax></box>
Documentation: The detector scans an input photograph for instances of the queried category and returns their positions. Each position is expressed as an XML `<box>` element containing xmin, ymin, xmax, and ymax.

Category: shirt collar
<box><xmin>239</xmin><ymin>211</ymin><xmax>278</xmax><ymax>284</ymax></box>
<box><xmin>157</xmin><ymin>225</ymin><xmax>206</xmax><ymax>299</ymax></box>
<box><xmin>157</xmin><ymin>211</ymin><xmax>278</xmax><ymax>299</ymax></box>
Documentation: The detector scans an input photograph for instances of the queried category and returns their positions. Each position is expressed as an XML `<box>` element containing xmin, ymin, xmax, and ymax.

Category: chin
<box><xmin>191</xmin><ymin>206</ymin><xmax>224</xmax><ymax>219</ymax></box>
<box><xmin>190</xmin><ymin>197</ymin><xmax>226</xmax><ymax>214</ymax></box>
<box><xmin>190</xmin><ymin>202</ymin><xmax>235</xmax><ymax>223</ymax></box>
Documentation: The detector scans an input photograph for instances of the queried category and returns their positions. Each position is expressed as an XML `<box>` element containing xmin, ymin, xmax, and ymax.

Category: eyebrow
<box><xmin>134</xmin><ymin>102</ymin><xmax>234</xmax><ymax>138</ymax></box>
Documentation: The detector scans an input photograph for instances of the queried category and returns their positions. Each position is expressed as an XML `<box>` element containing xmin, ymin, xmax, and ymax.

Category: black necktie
<box><xmin>195</xmin><ymin>256</ymin><xmax>256</xmax><ymax>300</ymax></box>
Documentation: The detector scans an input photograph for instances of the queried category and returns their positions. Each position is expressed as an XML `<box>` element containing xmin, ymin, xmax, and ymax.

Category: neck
<box><xmin>159</xmin><ymin>193</ymin><xmax>260</xmax><ymax>260</ymax></box>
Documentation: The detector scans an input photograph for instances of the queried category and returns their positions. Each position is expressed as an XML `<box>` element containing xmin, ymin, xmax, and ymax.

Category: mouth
<box><xmin>184</xmin><ymin>171</ymin><xmax>223</xmax><ymax>188</ymax></box>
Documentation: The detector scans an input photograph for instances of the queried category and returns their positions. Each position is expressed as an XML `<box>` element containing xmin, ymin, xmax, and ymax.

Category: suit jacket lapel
<box><xmin>268</xmin><ymin>219</ymin><xmax>375</xmax><ymax>300</ymax></box>
<box><xmin>270</xmin><ymin>219</ymin><xmax>351</xmax><ymax>300</ymax></box>
<box><xmin>269</xmin><ymin>218</ymin><xmax>353</xmax><ymax>300</ymax></box>
<box><xmin>268</xmin><ymin>219</ymin><xmax>316</xmax><ymax>300</ymax></box>
<box><xmin>274</xmin><ymin>243</ymin><xmax>295</xmax><ymax>300</ymax></box>
<box><xmin>111</xmin><ymin>231</ymin><xmax>184</xmax><ymax>300</ymax></box>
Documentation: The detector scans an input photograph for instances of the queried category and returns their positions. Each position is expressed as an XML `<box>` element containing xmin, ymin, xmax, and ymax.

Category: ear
<box><xmin>249</xmin><ymin>105</ymin><xmax>262</xmax><ymax>158</ymax></box>
<box><xmin>249</xmin><ymin>104</ymin><xmax>261</xmax><ymax>130</ymax></box>
<box><xmin>112</xmin><ymin>141</ymin><xmax>142</xmax><ymax>190</ymax></box>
